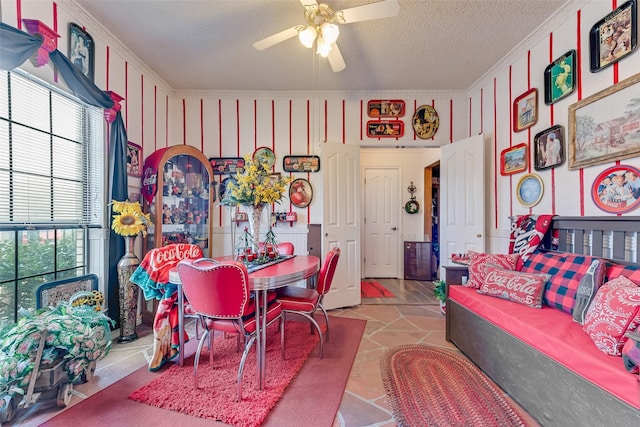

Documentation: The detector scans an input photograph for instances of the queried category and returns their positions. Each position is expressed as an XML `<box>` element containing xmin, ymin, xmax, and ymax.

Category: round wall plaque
<box><xmin>412</xmin><ymin>105</ymin><xmax>440</xmax><ymax>139</ymax></box>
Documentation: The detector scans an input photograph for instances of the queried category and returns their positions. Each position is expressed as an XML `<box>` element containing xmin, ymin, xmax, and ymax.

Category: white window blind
<box><xmin>0</xmin><ymin>70</ymin><xmax>104</xmax><ymax>226</ymax></box>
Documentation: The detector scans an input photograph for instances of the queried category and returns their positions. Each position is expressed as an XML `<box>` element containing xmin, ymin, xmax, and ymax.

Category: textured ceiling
<box><xmin>72</xmin><ymin>0</ymin><xmax>567</xmax><ymax>92</ymax></box>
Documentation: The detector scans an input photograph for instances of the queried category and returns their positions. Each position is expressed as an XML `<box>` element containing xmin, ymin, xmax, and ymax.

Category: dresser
<box><xmin>403</xmin><ymin>241</ymin><xmax>432</xmax><ymax>280</ymax></box>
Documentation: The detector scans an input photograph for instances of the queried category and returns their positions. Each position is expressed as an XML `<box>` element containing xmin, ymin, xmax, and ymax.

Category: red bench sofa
<box><xmin>446</xmin><ymin>217</ymin><xmax>640</xmax><ymax>427</ymax></box>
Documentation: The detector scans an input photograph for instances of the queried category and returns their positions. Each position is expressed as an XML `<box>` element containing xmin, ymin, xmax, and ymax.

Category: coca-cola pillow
<box><xmin>477</xmin><ymin>264</ymin><xmax>550</xmax><ymax>308</ymax></box>
<box><xmin>465</xmin><ymin>252</ymin><xmax>520</xmax><ymax>289</ymax></box>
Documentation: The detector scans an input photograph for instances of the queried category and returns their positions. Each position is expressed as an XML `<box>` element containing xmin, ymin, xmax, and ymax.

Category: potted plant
<box><xmin>434</xmin><ymin>279</ymin><xmax>447</xmax><ymax>314</ymax></box>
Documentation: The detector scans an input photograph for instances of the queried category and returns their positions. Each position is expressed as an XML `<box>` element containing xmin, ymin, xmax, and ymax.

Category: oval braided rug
<box><xmin>381</xmin><ymin>345</ymin><xmax>527</xmax><ymax>427</ymax></box>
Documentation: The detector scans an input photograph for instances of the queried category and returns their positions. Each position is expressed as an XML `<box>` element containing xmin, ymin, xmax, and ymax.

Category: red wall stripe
<box><xmin>16</xmin><ymin>0</ymin><xmax>22</xmax><ymax>28</ymax></box>
<box><xmin>165</xmin><ymin>95</ymin><xmax>168</xmax><ymax>147</ymax></box>
<box><xmin>253</xmin><ymin>99</ymin><xmax>257</xmax><ymax>149</ymax></box>
<box><xmin>549</xmin><ymin>33</ymin><xmax>556</xmax><ymax>215</ymax></box>
<box><xmin>493</xmin><ymin>77</ymin><xmax>498</xmax><ymax>229</ymax></box>
<box><xmin>125</xmin><ymin>62</ymin><xmax>128</xmax><ymax>129</ymax></box>
<box><xmin>576</xmin><ymin>9</ymin><xmax>585</xmax><ymax>216</ymax></box>
<box><xmin>509</xmin><ymin>64</ymin><xmax>513</xmax><ymax>217</ymax></box>
<box><xmin>271</xmin><ymin>100</ymin><xmax>275</xmax><ymax>155</ymax></box>
<box><xmin>360</xmin><ymin>100</ymin><xmax>363</xmax><ymax>140</ymax></box>
<box><xmin>199</xmin><ymin>98</ymin><xmax>204</xmax><ymax>152</ymax></box>
<box><xmin>154</xmin><ymin>85</ymin><xmax>157</xmax><ymax>150</ymax></box>
<box><xmin>527</xmin><ymin>50</ymin><xmax>532</xmax><ymax>214</ymax></box>
<box><xmin>289</xmin><ymin>100</ymin><xmax>293</xmax><ymax>154</ymax></box>
<box><xmin>218</xmin><ymin>99</ymin><xmax>223</xmax><ymax>154</ymax></box>
<box><xmin>182</xmin><ymin>98</ymin><xmax>186</xmax><ymax>145</ymax></box>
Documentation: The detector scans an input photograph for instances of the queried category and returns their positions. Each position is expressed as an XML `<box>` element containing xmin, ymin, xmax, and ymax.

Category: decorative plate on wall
<box><xmin>289</xmin><ymin>178</ymin><xmax>313</xmax><ymax>208</ymax></box>
<box><xmin>253</xmin><ymin>146</ymin><xmax>276</xmax><ymax>169</ymax></box>
<box><xmin>591</xmin><ymin>164</ymin><xmax>640</xmax><ymax>214</ymax></box>
<box><xmin>412</xmin><ymin>105</ymin><xmax>439</xmax><ymax>139</ymax></box>
<box><xmin>516</xmin><ymin>174</ymin><xmax>544</xmax><ymax>207</ymax></box>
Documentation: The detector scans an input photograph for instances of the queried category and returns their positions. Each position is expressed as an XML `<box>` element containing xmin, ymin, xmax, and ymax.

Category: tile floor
<box><xmin>6</xmin><ymin>279</ymin><xmax>539</xmax><ymax>426</ymax></box>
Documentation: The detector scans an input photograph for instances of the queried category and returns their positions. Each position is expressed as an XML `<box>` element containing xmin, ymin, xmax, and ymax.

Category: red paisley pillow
<box><xmin>465</xmin><ymin>251</ymin><xmax>520</xmax><ymax>289</ymax></box>
<box><xmin>477</xmin><ymin>264</ymin><xmax>549</xmax><ymax>308</ymax></box>
<box><xmin>583</xmin><ymin>275</ymin><xmax>640</xmax><ymax>356</ymax></box>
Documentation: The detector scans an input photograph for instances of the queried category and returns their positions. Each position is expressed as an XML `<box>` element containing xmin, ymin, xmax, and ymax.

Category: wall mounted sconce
<box><xmin>21</xmin><ymin>19</ymin><xmax>59</xmax><ymax>67</ymax></box>
<box><xmin>104</xmin><ymin>90</ymin><xmax>124</xmax><ymax>123</ymax></box>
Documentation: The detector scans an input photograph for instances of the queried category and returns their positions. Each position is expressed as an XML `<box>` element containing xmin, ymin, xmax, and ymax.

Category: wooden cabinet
<box><xmin>404</xmin><ymin>241</ymin><xmax>432</xmax><ymax>280</ymax></box>
<box><xmin>442</xmin><ymin>265</ymin><xmax>469</xmax><ymax>285</ymax></box>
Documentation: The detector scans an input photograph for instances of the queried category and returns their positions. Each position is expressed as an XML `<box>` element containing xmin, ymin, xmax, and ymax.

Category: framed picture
<box><xmin>69</xmin><ymin>23</ymin><xmax>94</xmax><ymax>81</ymax></box>
<box><xmin>412</xmin><ymin>105</ymin><xmax>440</xmax><ymax>139</ymax></box>
<box><xmin>218</xmin><ymin>176</ymin><xmax>237</xmax><ymax>200</ymax></box>
<box><xmin>126</xmin><ymin>142</ymin><xmax>142</xmax><ymax>177</ymax></box>
<box><xmin>366</xmin><ymin>120</ymin><xmax>404</xmax><ymax>138</ymax></box>
<box><xmin>513</xmin><ymin>88</ymin><xmax>538</xmax><ymax>132</ymax></box>
<box><xmin>589</xmin><ymin>0</ymin><xmax>637</xmax><ymax>73</ymax></box>
<box><xmin>568</xmin><ymin>72</ymin><xmax>640</xmax><ymax>170</ymax></box>
<box><xmin>208</xmin><ymin>157</ymin><xmax>245</xmax><ymax>175</ymax></box>
<box><xmin>253</xmin><ymin>146</ymin><xmax>276</xmax><ymax>169</ymax></box>
<box><xmin>500</xmin><ymin>143</ymin><xmax>528</xmax><ymax>176</ymax></box>
<box><xmin>289</xmin><ymin>178</ymin><xmax>313</xmax><ymax>208</ymax></box>
<box><xmin>283</xmin><ymin>155</ymin><xmax>320</xmax><ymax>172</ymax></box>
<box><xmin>367</xmin><ymin>100</ymin><xmax>405</xmax><ymax>117</ymax></box>
<box><xmin>544</xmin><ymin>50</ymin><xmax>576</xmax><ymax>105</ymax></box>
<box><xmin>591</xmin><ymin>164</ymin><xmax>640</xmax><ymax>214</ymax></box>
<box><xmin>516</xmin><ymin>174</ymin><xmax>544</xmax><ymax>208</ymax></box>
<box><xmin>534</xmin><ymin>125</ymin><xmax>565</xmax><ymax>170</ymax></box>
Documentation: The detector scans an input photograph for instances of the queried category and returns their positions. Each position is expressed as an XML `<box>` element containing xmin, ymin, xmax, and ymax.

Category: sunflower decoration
<box><xmin>111</xmin><ymin>200</ymin><xmax>152</xmax><ymax>236</ymax></box>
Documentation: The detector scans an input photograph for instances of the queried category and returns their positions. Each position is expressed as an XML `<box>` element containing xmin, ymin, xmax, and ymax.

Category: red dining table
<box><xmin>173</xmin><ymin>254</ymin><xmax>320</xmax><ymax>390</ymax></box>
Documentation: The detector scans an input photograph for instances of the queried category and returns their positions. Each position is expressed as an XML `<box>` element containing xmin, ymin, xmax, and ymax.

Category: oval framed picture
<box><xmin>516</xmin><ymin>173</ymin><xmax>544</xmax><ymax>208</ymax></box>
<box><xmin>289</xmin><ymin>178</ymin><xmax>313</xmax><ymax>208</ymax></box>
<box><xmin>412</xmin><ymin>105</ymin><xmax>440</xmax><ymax>139</ymax></box>
<box><xmin>591</xmin><ymin>164</ymin><xmax>640</xmax><ymax>214</ymax></box>
<box><xmin>253</xmin><ymin>146</ymin><xmax>276</xmax><ymax>169</ymax></box>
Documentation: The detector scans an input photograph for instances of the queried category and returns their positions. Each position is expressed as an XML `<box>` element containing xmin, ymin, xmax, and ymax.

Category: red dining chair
<box><xmin>176</xmin><ymin>258</ymin><xmax>283</xmax><ymax>401</ymax></box>
<box><xmin>258</xmin><ymin>241</ymin><xmax>295</xmax><ymax>256</ymax></box>
<box><xmin>275</xmin><ymin>247</ymin><xmax>340</xmax><ymax>359</ymax></box>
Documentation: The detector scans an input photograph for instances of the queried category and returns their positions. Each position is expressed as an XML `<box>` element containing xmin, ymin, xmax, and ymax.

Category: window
<box><xmin>0</xmin><ymin>70</ymin><xmax>104</xmax><ymax>322</ymax></box>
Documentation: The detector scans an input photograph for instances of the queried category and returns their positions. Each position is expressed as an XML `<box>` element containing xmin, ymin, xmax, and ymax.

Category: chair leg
<box><xmin>319</xmin><ymin>305</ymin><xmax>330</xmax><ymax>341</ymax></box>
<box><xmin>194</xmin><ymin>330</ymin><xmax>209</xmax><ymax>389</ymax></box>
<box><xmin>286</xmin><ymin>311</ymin><xmax>324</xmax><ymax>359</ymax></box>
<box><xmin>237</xmin><ymin>335</ymin><xmax>257</xmax><ymax>401</ymax></box>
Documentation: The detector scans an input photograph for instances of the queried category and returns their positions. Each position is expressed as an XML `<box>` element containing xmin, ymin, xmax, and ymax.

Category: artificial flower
<box><xmin>110</xmin><ymin>200</ymin><xmax>152</xmax><ymax>237</ymax></box>
<box><xmin>221</xmin><ymin>154</ymin><xmax>291</xmax><ymax>207</ymax></box>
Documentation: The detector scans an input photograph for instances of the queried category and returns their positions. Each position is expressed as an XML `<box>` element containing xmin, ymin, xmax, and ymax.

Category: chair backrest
<box><xmin>277</xmin><ymin>242</ymin><xmax>295</xmax><ymax>255</ymax></box>
<box><xmin>177</xmin><ymin>258</ymin><xmax>250</xmax><ymax>319</ymax></box>
<box><xmin>317</xmin><ymin>248</ymin><xmax>340</xmax><ymax>296</ymax></box>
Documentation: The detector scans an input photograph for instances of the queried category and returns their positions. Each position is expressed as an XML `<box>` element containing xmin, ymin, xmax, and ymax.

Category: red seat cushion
<box><xmin>276</xmin><ymin>286</ymin><xmax>319</xmax><ymax>312</ymax></box>
<box><xmin>204</xmin><ymin>300</ymin><xmax>282</xmax><ymax>334</ymax></box>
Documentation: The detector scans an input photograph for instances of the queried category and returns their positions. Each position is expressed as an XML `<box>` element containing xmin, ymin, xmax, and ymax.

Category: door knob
<box><xmin>391</xmin><ymin>227</ymin><xmax>397</xmax><ymax>230</ymax></box>
<box><xmin>476</xmin><ymin>233</ymin><xmax>482</xmax><ymax>237</ymax></box>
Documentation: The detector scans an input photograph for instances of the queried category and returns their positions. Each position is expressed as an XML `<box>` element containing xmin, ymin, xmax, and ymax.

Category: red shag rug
<box><xmin>381</xmin><ymin>345</ymin><xmax>527</xmax><ymax>427</ymax></box>
<box><xmin>128</xmin><ymin>321</ymin><xmax>319</xmax><ymax>427</ymax></box>
<box><xmin>361</xmin><ymin>280</ymin><xmax>395</xmax><ymax>298</ymax></box>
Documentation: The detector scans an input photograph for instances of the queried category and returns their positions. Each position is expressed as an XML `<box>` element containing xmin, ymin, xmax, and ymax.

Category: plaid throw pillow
<box><xmin>605</xmin><ymin>263</ymin><xmax>640</xmax><ymax>284</ymax></box>
<box><xmin>521</xmin><ymin>252</ymin><xmax>604</xmax><ymax>314</ymax></box>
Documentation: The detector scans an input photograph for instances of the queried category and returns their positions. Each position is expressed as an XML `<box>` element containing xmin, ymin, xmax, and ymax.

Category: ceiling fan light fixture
<box><xmin>316</xmin><ymin>38</ymin><xmax>332</xmax><ymax>57</ymax></box>
<box><xmin>298</xmin><ymin>26</ymin><xmax>317</xmax><ymax>48</ymax></box>
<box><xmin>320</xmin><ymin>22</ymin><xmax>339</xmax><ymax>45</ymax></box>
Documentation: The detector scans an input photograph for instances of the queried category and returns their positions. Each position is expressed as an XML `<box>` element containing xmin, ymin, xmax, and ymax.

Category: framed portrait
<box><xmin>412</xmin><ymin>105</ymin><xmax>440</xmax><ymax>139</ymax></box>
<box><xmin>513</xmin><ymin>88</ymin><xmax>538</xmax><ymax>132</ymax></box>
<box><xmin>589</xmin><ymin>0</ymin><xmax>637</xmax><ymax>73</ymax></box>
<box><xmin>283</xmin><ymin>155</ymin><xmax>320</xmax><ymax>172</ymax></box>
<box><xmin>500</xmin><ymin>143</ymin><xmax>528</xmax><ymax>176</ymax></box>
<box><xmin>289</xmin><ymin>178</ymin><xmax>313</xmax><ymax>208</ymax></box>
<box><xmin>126</xmin><ymin>142</ymin><xmax>142</xmax><ymax>177</ymax></box>
<box><xmin>534</xmin><ymin>125</ymin><xmax>565</xmax><ymax>170</ymax></box>
<box><xmin>69</xmin><ymin>23</ymin><xmax>94</xmax><ymax>81</ymax></box>
<box><xmin>544</xmin><ymin>50</ymin><xmax>576</xmax><ymax>105</ymax></box>
<box><xmin>367</xmin><ymin>100</ymin><xmax>405</xmax><ymax>117</ymax></box>
<box><xmin>568</xmin><ymin>72</ymin><xmax>640</xmax><ymax>170</ymax></box>
<box><xmin>253</xmin><ymin>146</ymin><xmax>276</xmax><ymax>169</ymax></box>
<box><xmin>366</xmin><ymin>120</ymin><xmax>404</xmax><ymax>138</ymax></box>
<box><xmin>208</xmin><ymin>157</ymin><xmax>244</xmax><ymax>175</ymax></box>
<box><xmin>591</xmin><ymin>164</ymin><xmax>640</xmax><ymax>214</ymax></box>
<box><xmin>516</xmin><ymin>174</ymin><xmax>544</xmax><ymax>208</ymax></box>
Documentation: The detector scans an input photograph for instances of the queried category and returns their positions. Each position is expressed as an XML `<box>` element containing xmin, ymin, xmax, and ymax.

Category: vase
<box><xmin>243</xmin><ymin>203</ymin><xmax>264</xmax><ymax>254</ymax></box>
<box><xmin>117</xmin><ymin>235</ymin><xmax>140</xmax><ymax>343</ymax></box>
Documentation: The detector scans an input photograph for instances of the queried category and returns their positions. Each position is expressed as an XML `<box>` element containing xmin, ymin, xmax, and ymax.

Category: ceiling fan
<box><xmin>253</xmin><ymin>0</ymin><xmax>400</xmax><ymax>73</ymax></box>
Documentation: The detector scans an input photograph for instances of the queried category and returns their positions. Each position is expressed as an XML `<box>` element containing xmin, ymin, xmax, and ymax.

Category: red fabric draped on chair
<box><xmin>177</xmin><ymin>258</ymin><xmax>284</xmax><ymax>401</ymax></box>
<box><xmin>129</xmin><ymin>243</ymin><xmax>203</xmax><ymax>371</ymax></box>
<box><xmin>276</xmin><ymin>247</ymin><xmax>340</xmax><ymax>359</ymax></box>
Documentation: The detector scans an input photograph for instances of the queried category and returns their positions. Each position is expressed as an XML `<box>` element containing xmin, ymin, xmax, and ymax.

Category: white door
<box><xmin>322</xmin><ymin>142</ymin><xmax>361</xmax><ymax>310</ymax></box>
<box><xmin>364</xmin><ymin>168</ymin><xmax>400</xmax><ymax>278</ymax></box>
<box><xmin>440</xmin><ymin>134</ymin><xmax>486</xmax><ymax>276</ymax></box>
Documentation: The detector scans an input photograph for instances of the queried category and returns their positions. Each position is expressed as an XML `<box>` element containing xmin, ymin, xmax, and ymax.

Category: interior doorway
<box><xmin>424</xmin><ymin>162</ymin><xmax>440</xmax><ymax>277</ymax></box>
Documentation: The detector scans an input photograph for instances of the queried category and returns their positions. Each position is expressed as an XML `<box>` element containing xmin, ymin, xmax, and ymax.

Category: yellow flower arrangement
<box><xmin>221</xmin><ymin>154</ymin><xmax>291</xmax><ymax>207</ymax></box>
<box><xmin>111</xmin><ymin>200</ymin><xmax>152</xmax><ymax>236</ymax></box>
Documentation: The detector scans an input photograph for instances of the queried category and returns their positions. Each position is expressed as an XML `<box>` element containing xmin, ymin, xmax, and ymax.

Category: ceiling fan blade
<box><xmin>338</xmin><ymin>0</ymin><xmax>400</xmax><ymax>24</ymax></box>
<box><xmin>299</xmin><ymin>0</ymin><xmax>318</xmax><ymax>9</ymax></box>
<box><xmin>253</xmin><ymin>27</ymin><xmax>299</xmax><ymax>51</ymax></box>
<box><xmin>328</xmin><ymin>43</ymin><xmax>346</xmax><ymax>72</ymax></box>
